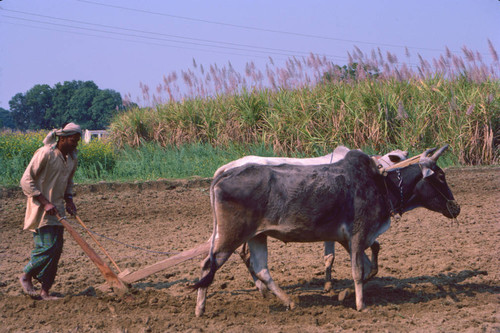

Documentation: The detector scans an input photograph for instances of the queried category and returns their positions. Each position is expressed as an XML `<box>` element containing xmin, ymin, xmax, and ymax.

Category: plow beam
<box><xmin>119</xmin><ymin>242</ymin><xmax>211</xmax><ymax>284</ymax></box>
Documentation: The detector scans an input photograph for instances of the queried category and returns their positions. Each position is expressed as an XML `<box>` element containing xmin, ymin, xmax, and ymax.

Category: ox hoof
<box><xmin>338</xmin><ymin>288</ymin><xmax>354</xmax><ymax>302</ymax></box>
<box><xmin>366</xmin><ymin>268</ymin><xmax>378</xmax><ymax>281</ymax></box>
<box><xmin>287</xmin><ymin>302</ymin><xmax>296</xmax><ymax>311</ymax></box>
<box><xmin>356</xmin><ymin>304</ymin><xmax>369</xmax><ymax>312</ymax></box>
<box><xmin>323</xmin><ymin>281</ymin><xmax>333</xmax><ymax>293</ymax></box>
<box><xmin>195</xmin><ymin>307</ymin><xmax>205</xmax><ymax>317</ymax></box>
<box><xmin>259</xmin><ymin>288</ymin><xmax>271</xmax><ymax>299</ymax></box>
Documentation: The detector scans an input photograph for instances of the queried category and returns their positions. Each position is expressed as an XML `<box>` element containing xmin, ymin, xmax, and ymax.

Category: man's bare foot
<box><xmin>40</xmin><ymin>285</ymin><xmax>62</xmax><ymax>300</ymax></box>
<box><xmin>19</xmin><ymin>274</ymin><xmax>38</xmax><ymax>298</ymax></box>
<box><xmin>40</xmin><ymin>293</ymin><xmax>61</xmax><ymax>300</ymax></box>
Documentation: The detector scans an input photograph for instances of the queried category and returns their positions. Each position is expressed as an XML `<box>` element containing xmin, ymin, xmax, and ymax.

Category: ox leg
<box><xmin>367</xmin><ymin>241</ymin><xmax>380</xmax><ymax>281</ymax></box>
<box><xmin>195</xmin><ymin>251</ymin><xmax>232</xmax><ymax>317</ymax></box>
<box><xmin>350</xmin><ymin>234</ymin><xmax>366</xmax><ymax>311</ymax></box>
<box><xmin>323</xmin><ymin>241</ymin><xmax>335</xmax><ymax>292</ymax></box>
<box><xmin>338</xmin><ymin>241</ymin><xmax>373</xmax><ymax>282</ymax></box>
<box><xmin>238</xmin><ymin>243</ymin><xmax>271</xmax><ymax>297</ymax></box>
<box><xmin>247</xmin><ymin>234</ymin><xmax>295</xmax><ymax>310</ymax></box>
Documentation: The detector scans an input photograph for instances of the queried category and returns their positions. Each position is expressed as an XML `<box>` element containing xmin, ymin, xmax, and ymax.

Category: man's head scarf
<box><xmin>43</xmin><ymin>123</ymin><xmax>82</xmax><ymax>147</ymax></box>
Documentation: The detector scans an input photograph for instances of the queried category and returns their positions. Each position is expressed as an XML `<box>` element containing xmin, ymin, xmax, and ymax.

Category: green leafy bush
<box><xmin>0</xmin><ymin>131</ymin><xmax>116</xmax><ymax>186</ymax></box>
<box><xmin>77</xmin><ymin>139</ymin><xmax>116</xmax><ymax>174</ymax></box>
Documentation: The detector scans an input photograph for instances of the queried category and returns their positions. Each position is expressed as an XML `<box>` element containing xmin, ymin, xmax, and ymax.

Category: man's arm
<box><xmin>20</xmin><ymin>147</ymin><xmax>58</xmax><ymax>215</ymax></box>
<box><xmin>64</xmin><ymin>158</ymin><xmax>78</xmax><ymax>216</ymax></box>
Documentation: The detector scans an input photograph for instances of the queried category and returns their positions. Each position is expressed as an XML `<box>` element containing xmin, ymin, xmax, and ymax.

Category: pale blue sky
<box><xmin>1</xmin><ymin>0</ymin><xmax>498</xmax><ymax>109</ymax></box>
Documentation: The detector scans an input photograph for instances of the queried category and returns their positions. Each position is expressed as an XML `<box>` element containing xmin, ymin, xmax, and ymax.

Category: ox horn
<box><xmin>421</xmin><ymin>147</ymin><xmax>438</xmax><ymax>159</ymax></box>
<box><xmin>430</xmin><ymin>144</ymin><xmax>449</xmax><ymax>161</ymax></box>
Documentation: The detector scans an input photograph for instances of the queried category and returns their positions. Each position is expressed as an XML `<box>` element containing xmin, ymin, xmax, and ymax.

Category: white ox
<box><xmin>213</xmin><ymin>146</ymin><xmax>408</xmax><ymax>292</ymax></box>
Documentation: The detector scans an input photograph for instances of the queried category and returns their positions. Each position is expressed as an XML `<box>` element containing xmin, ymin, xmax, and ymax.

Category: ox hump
<box><xmin>343</xmin><ymin>150</ymin><xmax>379</xmax><ymax>173</ymax></box>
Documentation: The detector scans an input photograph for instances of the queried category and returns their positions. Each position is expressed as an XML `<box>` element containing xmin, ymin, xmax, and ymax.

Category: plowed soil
<box><xmin>0</xmin><ymin>167</ymin><xmax>499</xmax><ymax>332</ymax></box>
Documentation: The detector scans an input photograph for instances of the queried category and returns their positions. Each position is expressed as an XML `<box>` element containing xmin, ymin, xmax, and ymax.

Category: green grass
<box><xmin>99</xmin><ymin>142</ymin><xmax>458</xmax><ymax>182</ymax></box>
<box><xmin>75</xmin><ymin>142</ymin><xmax>277</xmax><ymax>183</ymax></box>
<box><xmin>0</xmin><ymin>136</ymin><xmax>279</xmax><ymax>186</ymax></box>
<box><xmin>1</xmin><ymin>136</ymin><xmax>461</xmax><ymax>187</ymax></box>
<box><xmin>0</xmin><ymin>132</ymin><xmax>117</xmax><ymax>187</ymax></box>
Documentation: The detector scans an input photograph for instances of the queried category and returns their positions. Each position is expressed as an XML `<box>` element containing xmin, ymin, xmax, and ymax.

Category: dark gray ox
<box><xmin>217</xmin><ymin>146</ymin><xmax>408</xmax><ymax>293</ymax></box>
<box><xmin>193</xmin><ymin>145</ymin><xmax>460</xmax><ymax>316</ymax></box>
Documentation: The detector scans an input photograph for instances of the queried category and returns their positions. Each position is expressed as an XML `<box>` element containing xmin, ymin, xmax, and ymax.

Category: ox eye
<box><xmin>437</xmin><ymin>173</ymin><xmax>446</xmax><ymax>182</ymax></box>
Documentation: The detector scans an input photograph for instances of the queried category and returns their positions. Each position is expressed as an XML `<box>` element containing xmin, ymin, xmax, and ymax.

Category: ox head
<box><xmin>376</xmin><ymin>149</ymin><xmax>409</xmax><ymax>169</ymax></box>
<box><xmin>410</xmin><ymin>145</ymin><xmax>460</xmax><ymax>218</ymax></box>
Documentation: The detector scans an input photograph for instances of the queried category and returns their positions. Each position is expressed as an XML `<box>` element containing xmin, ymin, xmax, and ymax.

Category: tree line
<box><xmin>0</xmin><ymin>64</ymin><xmax>371</xmax><ymax>130</ymax></box>
<box><xmin>2</xmin><ymin>80</ymin><xmax>125</xmax><ymax>130</ymax></box>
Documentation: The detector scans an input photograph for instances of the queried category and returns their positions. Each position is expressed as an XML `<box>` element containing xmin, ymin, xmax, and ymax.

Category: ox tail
<box><xmin>191</xmin><ymin>178</ymin><xmax>221</xmax><ymax>290</ymax></box>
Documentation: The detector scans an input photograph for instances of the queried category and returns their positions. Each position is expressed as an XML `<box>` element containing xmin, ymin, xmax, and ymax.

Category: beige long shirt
<box><xmin>20</xmin><ymin>145</ymin><xmax>77</xmax><ymax>231</ymax></box>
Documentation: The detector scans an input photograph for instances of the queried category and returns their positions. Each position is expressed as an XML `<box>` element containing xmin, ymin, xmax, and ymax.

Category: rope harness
<box><xmin>383</xmin><ymin>166</ymin><xmax>460</xmax><ymax>223</ymax></box>
<box><xmin>425</xmin><ymin>177</ymin><xmax>461</xmax><ymax>225</ymax></box>
<box><xmin>384</xmin><ymin>169</ymin><xmax>404</xmax><ymax>217</ymax></box>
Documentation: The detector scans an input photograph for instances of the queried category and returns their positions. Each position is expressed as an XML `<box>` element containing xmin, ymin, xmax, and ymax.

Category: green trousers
<box><xmin>23</xmin><ymin>226</ymin><xmax>64</xmax><ymax>290</ymax></box>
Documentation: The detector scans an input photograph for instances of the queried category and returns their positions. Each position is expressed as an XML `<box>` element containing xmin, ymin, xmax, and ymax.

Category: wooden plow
<box><xmin>118</xmin><ymin>242</ymin><xmax>211</xmax><ymax>284</ymax></box>
<box><xmin>57</xmin><ymin>213</ymin><xmax>129</xmax><ymax>294</ymax></box>
<box><xmin>58</xmin><ymin>213</ymin><xmax>211</xmax><ymax>293</ymax></box>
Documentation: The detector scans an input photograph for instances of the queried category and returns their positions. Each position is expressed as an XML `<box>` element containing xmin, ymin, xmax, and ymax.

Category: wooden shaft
<box><xmin>74</xmin><ymin>215</ymin><xmax>122</xmax><ymax>273</ymax></box>
<box><xmin>120</xmin><ymin>241</ymin><xmax>211</xmax><ymax>284</ymax></box>
<box><xmin>384</xmin><ymin>154</ymin><xmax>421</xmax><ymax>171</ymax></box>
<box><xmin>56</xmin><ymin>213</ymin><xmax>128</xmax><ymax>293</ymax></box>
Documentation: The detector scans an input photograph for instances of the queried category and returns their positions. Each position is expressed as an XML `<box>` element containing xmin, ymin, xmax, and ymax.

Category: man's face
<box><xmin>59</xmin><ymin>134</ymin><xmax>81</xmax><ymax>154</ymax></box>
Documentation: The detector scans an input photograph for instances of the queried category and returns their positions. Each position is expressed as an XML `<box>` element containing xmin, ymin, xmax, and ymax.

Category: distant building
<box><xmin>83</xmin><ymin>129</ymin><xmax>108</xmax><ymax>143</ymax></box>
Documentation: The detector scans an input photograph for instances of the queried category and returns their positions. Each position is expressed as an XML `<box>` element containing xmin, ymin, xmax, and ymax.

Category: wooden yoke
<box><xmin>56</xmin><ymin>213</ymin><xmax>128</xmax><ymax>294</ymax></box>
<box><xmin>382</xmin><ymin>154</ymin><xmax>422</xmax><ymax>174</ymax></box>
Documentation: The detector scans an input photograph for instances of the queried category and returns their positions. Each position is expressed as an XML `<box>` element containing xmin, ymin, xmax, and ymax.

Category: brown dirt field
<box><xmin>0</xmin><ymin>167</ymin><xmax>499</xmax><ymax>333</ymax></box>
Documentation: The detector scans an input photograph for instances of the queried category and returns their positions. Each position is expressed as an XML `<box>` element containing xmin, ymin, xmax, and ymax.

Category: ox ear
<box><xmin>421</xmin><ymin>165</ymin><xmax>435</xmax><ymax>178</ymax></box>
<box><xmin>388</xmin><ymin>154</ymin><xmax>403</xmax><ymax>163</ymax></box>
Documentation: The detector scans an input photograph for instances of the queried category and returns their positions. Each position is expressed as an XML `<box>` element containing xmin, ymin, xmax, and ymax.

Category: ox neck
<box><xmin>384</xmin><ymin>165</ymin><xmax>422</xmax><ymax>216</ymax></box>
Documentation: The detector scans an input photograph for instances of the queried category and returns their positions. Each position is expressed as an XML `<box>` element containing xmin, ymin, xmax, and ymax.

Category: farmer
<box><xmin>19</xmin><ymin>122</ymin><xmax>82</xmax><ymax>300</ymax></box>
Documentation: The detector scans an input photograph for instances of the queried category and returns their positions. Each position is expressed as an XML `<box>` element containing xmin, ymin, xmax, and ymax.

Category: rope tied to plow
<box><xmin>64</xmin><ymin>217</ymin><xmax>183</xmax><ymax>256</ymax></box>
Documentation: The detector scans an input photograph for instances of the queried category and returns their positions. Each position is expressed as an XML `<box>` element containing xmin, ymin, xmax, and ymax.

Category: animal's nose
<box><xmin>446</xmin><ymin>200</ymin><xmax>460</xmax><ymax>218</ymax></box>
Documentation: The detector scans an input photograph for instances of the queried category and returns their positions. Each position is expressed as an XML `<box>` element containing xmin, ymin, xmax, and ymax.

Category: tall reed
<box><xmin>112</xmin><ymin>43</ymin><xmax>499</xmax><ymax>165</ymax></box>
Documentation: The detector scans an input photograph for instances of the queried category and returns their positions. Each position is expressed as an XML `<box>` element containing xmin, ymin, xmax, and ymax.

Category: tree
<box><xmin>10</xmin><ymin>84</ymin><xmax>53</xmax><ymax>130</ymax></box>
<box><xmin>67</xmin><ymin>81</ymin><xmax>99</xmax><ymax>128</ymax></box>
<box><xmin>46</xmin><ymin>80</ymin><xmax>82</xmax><ymax>128</ymax></box>
<box><xmin>8</xmin><ymin>80</ymin><xmax>123</xmax><ymax>130</ymax></box>
<box><xmin>9</xmin><ymin>93</ymin><xmax>28</xmax><ymax>129</ymax></box>
<box><xmin>25</xmin><ymin>84</ymin><xmax>53</xmax><ymax>129</ymax></box>
<box><xmin>0</xmin><ymin>107</ymin><xmax>15</xmax><ymax>129</ymax></box>
<box><xmin>89</xmin><ymin>89</ymin><xmax>123</xmax><ymax>128</ymax></box>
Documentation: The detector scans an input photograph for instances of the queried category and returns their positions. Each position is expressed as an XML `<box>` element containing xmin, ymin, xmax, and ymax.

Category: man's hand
<box><xmin>44</xmin><ymin>202</ymin><xmax>58</xmax><ymax>215</ymax></box>
<box><xmin>35</xmin><ymin>194</ymin><xmax>58</xmax><ymax>215</ymax></box>
<box><xmin>65</xmin><ymin>196</ymin><xmax>77</xmax><ymax>216</ymax></box>
<box><xmin>65</xmin><ymin>200</ymin><xmax>77</xmax><ymax>216</ymax></box>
